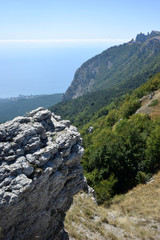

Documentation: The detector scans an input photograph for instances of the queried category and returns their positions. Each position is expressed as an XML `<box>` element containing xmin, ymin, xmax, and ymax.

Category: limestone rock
<box><xmin>0</xmin><ymin>108</ymin><xmax>84</xmax><ymax>240</ymax></box>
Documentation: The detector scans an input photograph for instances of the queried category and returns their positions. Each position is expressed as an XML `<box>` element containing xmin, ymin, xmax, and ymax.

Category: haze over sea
<box><xmin>0</xmin><ymin>41</ymin><xmax>125</xmax><ymax>98</ymax></box>
<box><xmin>1</xmin><ymin>0</ymin><xmax>159</xmax><ymax>98</ymax></box>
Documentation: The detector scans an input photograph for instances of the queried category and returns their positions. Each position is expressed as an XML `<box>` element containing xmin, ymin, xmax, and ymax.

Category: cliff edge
<box><xmin>0</xmin><ymin>107</ymin><xmax>84</xmax><ymax>240</ymax></box>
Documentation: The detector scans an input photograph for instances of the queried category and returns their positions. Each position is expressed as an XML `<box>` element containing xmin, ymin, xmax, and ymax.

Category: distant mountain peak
<box><xmin>150</xmin><ymin>30</ymin><xmax>160</xmax><ymax>36</ymax></box>
<box><xmin>135</xmin><ymin>30</ymin><xmax>160</xmax><ymax>43</ymax></box>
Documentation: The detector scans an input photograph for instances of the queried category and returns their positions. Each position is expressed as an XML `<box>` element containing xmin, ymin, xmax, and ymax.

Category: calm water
<box><xmin>0</xmin><ymin>43</ymin><xmax>116</xmax><ymax>98</ymax></box>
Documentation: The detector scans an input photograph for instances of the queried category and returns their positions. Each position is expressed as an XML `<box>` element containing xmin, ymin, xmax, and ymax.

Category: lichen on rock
<box><xmin>0</xmin><ymin>107</ymin><xmax>84</xmax><ymax>240</ymax></box>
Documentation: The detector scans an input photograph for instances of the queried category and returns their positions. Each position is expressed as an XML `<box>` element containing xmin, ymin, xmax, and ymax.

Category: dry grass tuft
<box><xmin>65</xmin><ymin>171</ymin><xmax>160</xmax><ymax>239</ymax></box>
<box><xmin>65</xmin><ymin>192</ymin><xmax>125</xmax><ymax>240</ymax></box>
<box><xmin>136</xmin><ymin>89</ymin><xmax>160</xmax><ymax>120</ymax></box>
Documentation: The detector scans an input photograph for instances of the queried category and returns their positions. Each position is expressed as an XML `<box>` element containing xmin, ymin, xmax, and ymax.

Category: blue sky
<box><xmin>0</xmin><ymin>0</ymin><xmax>160</xmax><ymax>40</ymax></box>
<box><xmin>0</xmin><ymin>0</ymin><xmax>160</xmax><ymax>97</ymax></box>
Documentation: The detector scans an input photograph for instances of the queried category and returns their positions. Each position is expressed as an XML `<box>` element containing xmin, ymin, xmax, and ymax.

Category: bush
<box><xmin>94</xmin><ymin>174</ymin><xmax>117</xmax><ymax>204</ymax></box>
<box><xmin>136</xmin><ymin>171</ymin><xmax>151</xmax><ymax>184</ymax></box>
<box><xmin>148</xmin><ymin>99</ymin><xmax>159</xmax><ymax>107</ymax></box>
<box><xmin>145</xmin><ymin>124</ymin><xmax>160</xmax><ymax>171</ymax></box>
<box><xmin>120</xmin><ymin>98</ymin><xmax>141</xmax><ymax>118</ymax></box>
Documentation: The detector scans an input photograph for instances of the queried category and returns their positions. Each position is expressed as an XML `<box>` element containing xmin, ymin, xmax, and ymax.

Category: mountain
<box><xmin>63</xmin><ymin>30</ymin><xmax>160</xmax><ymax>101</ymax></box>
<box><xmin>0</xmin><ymin>93</ymin><xmax>63</xmax><ymax>123</ymax></box>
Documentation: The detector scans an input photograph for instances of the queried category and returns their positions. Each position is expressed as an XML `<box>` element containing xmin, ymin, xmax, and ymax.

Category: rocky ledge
<box><xmin>0</xmin><ymin>107</ymin><xmax>84</xmax><ymax>240</ymax></box>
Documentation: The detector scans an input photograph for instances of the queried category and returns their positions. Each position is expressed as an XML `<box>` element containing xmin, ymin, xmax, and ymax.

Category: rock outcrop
<box><xmin>0</xmin><ymin>107</ymin><xmax>84</xmax><ymax>240</ymax></box>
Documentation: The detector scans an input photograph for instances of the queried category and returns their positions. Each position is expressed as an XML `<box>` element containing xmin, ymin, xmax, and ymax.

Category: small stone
<box><xmin>16</xmin><ymin>148</ymin><xmax>24</xmax><ymax>156</ymax></box>
<box><xmin>52</xmin><ymin>113</ymin><xmax>61</xmax><ymax>121</ymax></box>
<box><xmin>28</xmin><ymin>107</ymin><xmax>45</xmax><ymax>117</ymax></box>
<box><xmin>5</xmin><ymin>155</ymin><xmax>16</xmax><ymax>162</ymax></box>
<box><xmin>33</xmin><ymin>109</ymin><xmax>52</xmax><ymax>121</ymax></box>
<box><xmin>22</xmin><ymin>165</ymin><xmax>34</xmax><ymax>176</ymax></box>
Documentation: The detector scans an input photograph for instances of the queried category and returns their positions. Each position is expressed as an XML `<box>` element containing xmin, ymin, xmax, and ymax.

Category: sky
<box><xmin>0</xmin><ymin>0</ymin><xmax>160</xmax><ymax>97</ymax></box>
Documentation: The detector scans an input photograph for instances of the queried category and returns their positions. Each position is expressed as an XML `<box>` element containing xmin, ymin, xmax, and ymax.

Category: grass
<box><xmin>148</xmin><ymin>99</ymin><xmax>159</xmax><ymax>107</ymax></box>
<box><xmin>112</xmin><ymin>172</ymin><xmax>160</xmax><ymax>220</ymax></box>
<box><xmin>137</xmin><ymin>89</ymin><xmax>160</xmax><ymax>120</ymax></box>
<box><xmin>65</xmin><ymin>192</ymin><xmax>121</xmax><ymax>240</ymax></box>
<box><xmin>105</xmin><ymin>171</ymin><xmax>160</xmax><ymax>239</ymax></box>
<box><xmin>65</xmin><ymin>171</ymin><xmax>160</xmax><ymax>239</ymax></box>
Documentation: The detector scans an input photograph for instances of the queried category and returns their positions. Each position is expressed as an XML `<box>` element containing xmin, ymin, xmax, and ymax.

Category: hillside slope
<box><xmin>0</xmin><ymin>93</ymin><xmax>62</xmax><ymax>123</ymax></box>
<box><xmin>50</xmin><ymin>87</ymin><xmax>126</xmax><ymax>127</ymax></box>
<box><xmin>63</xmin><ymin>31</ymin><xmax>160</xmax><ymax>100</ymax></box>
<box><xmin>78</xmin><ymin>73</ymin><xmax>160</xmax><ymax>203</ymax></box>
<box><xmin>65</xmin><ymin>171</ymin><xmax>160</xmax><ymax>240</ymax></box>
<box><xmin>135</xmin><ymin>89</ymin><xmax>160</xmax><ymax>118</ymax></box>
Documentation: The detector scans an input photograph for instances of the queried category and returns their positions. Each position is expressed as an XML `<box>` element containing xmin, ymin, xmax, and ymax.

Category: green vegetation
<box><xmin>82</xmin><ymin>113</ymin><xmax>157</xmax><ymax>203</ymax></box>
<box><xmin>132</xmin><ymin>72</ymin><xmax>160</xmax><ymax>97</ymax></box>
<box><xmin>0</xmin><ymin>93</ymin><xmax>63</xmax><ymax>123</ymax></box>
<box><xmin>0</xmin><ymin>227</ymin><xmax>2</xmax><ymax>238</ymax></box>
<box><xmin>50</xmin><ymin>88</ymin><xmax>127</xmax><ymax>127</ymax></box>
<box><xmin>92</xmin><ymin>42</ymin><xmax>160</xmax><ymax>92</ymax></box>
<box><xmin>80</xmin><ymin>73</ymin><xmax>160</xmax><ymax>203</ymax></box>
<box><xmin>148</xmin><ymin>99</ymin><xmax>159</xmax><ymax>107</ymax></box>
<box><xmin>51</xmin><ymin>69</ymin><xmax>160</xmax><ymax>129</ymax></box>
<box><xmin>52</xmin><ymin>73</ymin><xmax>160</xmax><ymax>204</ymax></box>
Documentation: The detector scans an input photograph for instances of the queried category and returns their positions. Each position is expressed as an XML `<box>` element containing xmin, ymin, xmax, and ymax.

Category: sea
<box><xmin>0</xmin><ymin>42</ymin><xmax>121</xmax><ymax>98</ymax></box>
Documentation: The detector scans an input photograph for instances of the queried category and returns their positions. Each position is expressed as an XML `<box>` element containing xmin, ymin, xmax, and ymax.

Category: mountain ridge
<box><xmin>63</xmin><ymin>30</ymin><xmax>160</xmax><ymax>101</ymax></box>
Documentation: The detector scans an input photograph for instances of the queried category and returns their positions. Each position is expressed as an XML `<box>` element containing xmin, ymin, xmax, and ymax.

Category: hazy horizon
<box><xmin>0</xmin><ymin>0</ymin><xmax>160</xmax><ymax>98</ymax></box>
<box><xmin>0</xmin><ymin>41</ymin><xmax>124</xmax><ymax>98</ymax></box>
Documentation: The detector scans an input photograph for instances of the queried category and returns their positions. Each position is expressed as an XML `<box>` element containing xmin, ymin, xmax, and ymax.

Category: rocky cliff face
<box><xmin>63</xmin><ymin>55</ymin><xmax>101</xmax><ymax>101</ymax></box>
<box><xmin>0</xmin><ymin>107</ymin><xmax>84</xmax><ymax>240</ymax></box>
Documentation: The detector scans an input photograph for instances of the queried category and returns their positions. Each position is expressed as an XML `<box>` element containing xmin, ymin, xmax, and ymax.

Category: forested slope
<box><xmin>52</xmin><ymin>73</ymin><xmax>160</xmax><ymax>204</ymax></box>
<box><xmin>80</xmin><ymin>73</ymin><xmax>160</xmax><ymax>203</ymax></box>
<box><xmin>0</xmin><ymin>93</ymin><xmax>62</xmax><ymax>123</ymax></box>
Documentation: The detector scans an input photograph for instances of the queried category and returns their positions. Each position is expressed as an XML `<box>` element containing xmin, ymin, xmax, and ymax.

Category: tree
<box><xmin>145</xmin><ymin>123</ymin><xmax>160</xmax><ymax>171</ymax></box>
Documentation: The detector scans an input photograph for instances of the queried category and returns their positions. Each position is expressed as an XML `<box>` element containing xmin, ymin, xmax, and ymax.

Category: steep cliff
<box><xmin>63</xmin><ymin>31</ymin><xmax>160</xmax><ymax>101</ymax></box>
<box><xmin>0</xmin><ymin>107</ymin><xmax>84</xmax><ymax>240</ymax></box>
